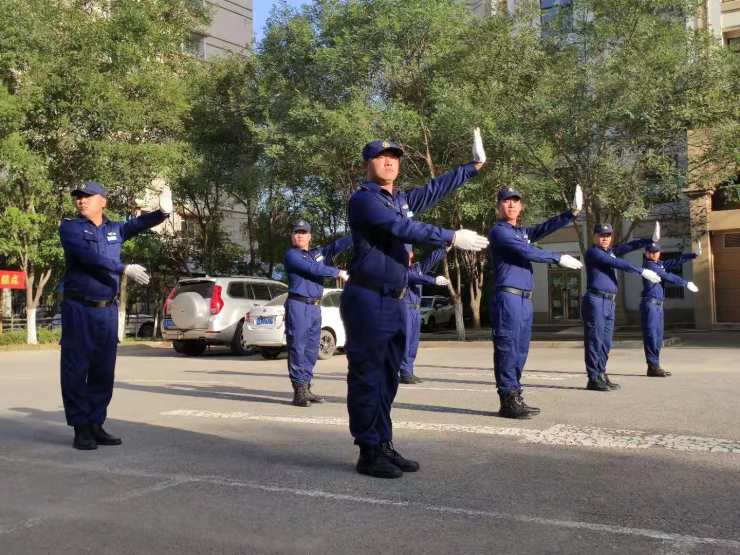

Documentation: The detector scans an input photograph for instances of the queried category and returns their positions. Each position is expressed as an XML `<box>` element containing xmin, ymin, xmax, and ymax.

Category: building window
<box><xmin>662</xmin><ymin>253</ymin><xmax>685</xmax><ymax>299</ymax></box>
<box><xmin>541</xmin><ymin>0</ymin><xmax>573</xmax><ymax>34</ymax></box>
<box><xmin>711</xmin><ymin>178</ymin><xmax>740</xmax><ymax>211</ymax></box>
<box><xmin>726</xmin><ymin>35</ymin><xmax>740</xmax><ymax>53</ymax></box>
<box><xmin>184</xmin><ymin>33</ymin><xmax>206</xmax><ymax>59</ymax></box>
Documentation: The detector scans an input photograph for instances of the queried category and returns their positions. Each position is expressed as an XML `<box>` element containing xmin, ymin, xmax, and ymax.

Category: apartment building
<box><xmin>188</xmin><ymin>0</ymin><xmax>253</xmax><ymax>59</ymax></box>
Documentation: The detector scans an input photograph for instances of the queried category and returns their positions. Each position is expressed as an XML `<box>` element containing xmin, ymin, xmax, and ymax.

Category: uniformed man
<box><xmin>342</xmin><ymin>131</ymin><xmax>489</xmax><ymax>479</ymax></box>
<box><xmin>284</xmin><ymin>220</ymin><xmax>351</xmax><ymax>406</ymax></box>
<box><xmin>488</xmin><ymin>186</ymin><xmax>584</xmax><ymax>418</ymax></box>
<box><xmin>640</xmin><ymin>241</ymin><xmax>698</xmax><ymax>377</ymax></box>
<box><xmin>583</xmin><ymin>223</ymin><xmax>661</xmax><ymax>391</ymax></box>
<box><xmin>399</xmin><ymin>247</ymin><xmax>450</xmax><ymax>385</ymax></box>
<box><xmin>59</xmin><ymin>180</ymin><xmax>171</xmax><ymax>450</ymax></box>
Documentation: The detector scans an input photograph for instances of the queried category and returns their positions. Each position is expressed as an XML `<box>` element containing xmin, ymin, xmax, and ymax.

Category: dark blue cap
<box><xmin>71</xmin><ymin>180</ymin><xmax>107</xmax><ymax>198</ymax></box>
<box><xmin>292</xmin><ymin>220</ymin><xmax>311</xmax><ymax>233</ymax></box>
<box><xmin>645</xmin><ymin>242</ymin><xmax>661</xmax><ymax>252</ymax></box>
<box><xmin>362</xmin><ymin>140</ymin><xmax>404</xmax><ymax>161</ymax></box>
<box><xmin>593</xmin><ymin>223</ymin><xmax>613</xmax><ymax>235</ymax></box>
<box><xmin>497</xmin><ymin>187</ymin><xmax>523</xmax><ymax>202</ymax></box>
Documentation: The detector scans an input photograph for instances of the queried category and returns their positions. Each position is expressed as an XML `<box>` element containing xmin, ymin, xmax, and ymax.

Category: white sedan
<box><xmin>240</xmin><ymin>289</ymin><xmax>346</xmax><ymax>360</ymax></box>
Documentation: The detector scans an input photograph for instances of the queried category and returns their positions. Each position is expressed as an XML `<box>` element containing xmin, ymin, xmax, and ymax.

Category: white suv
<box><xmin>161</xmin><ymin>276</ymin><xmax>288</xmax><ymax>356</ymax></box>
<box><xmin>420</xmin><ymin>295</ymin><xmax>455</xmax><ymax>331</ymax></box>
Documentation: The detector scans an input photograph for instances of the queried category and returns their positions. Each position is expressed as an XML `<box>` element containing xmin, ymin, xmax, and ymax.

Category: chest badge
<box><xmin>106</xmin><ymin>232</ymin><xmax>118</xmax><ymax>242</ymax></box>
<box><xmin>315</xmin><ymin>255</ymin><xmax>324</xmax><ymax>262</ymax></box>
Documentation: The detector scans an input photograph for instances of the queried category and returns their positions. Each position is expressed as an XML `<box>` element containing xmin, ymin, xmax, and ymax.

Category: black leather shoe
<box><xmin>380</xmin><ymin>441</ymin><xmax>419</xmax><ymax>472</ymax></box>
<box><xmin>306</xmin><ymin>384</ymin><xmax>324</xmax><ymax>403</ymax></box>
<box><xmin>73</xmin><ymin>424</ymin><xmax>97</xmax><ymax>450</ymax></box>
<box><xmin>647</xmin><ymin>364</ymin><xmax>668</xmax><ymax>377</ymax></box>
<box><xmin>586</xmin><ymin>375</ymin><xmax>610</xmax><ymax>391</ymax></box>
<box><xmin>90</xmin><ymin>424</ymin><xmax>122</xmax><ymax>446</ymax></box>
<box><xmin>517</xmin><ymin>393</ymin><xmax>540</xmax><ymax>415</ymax></box>
<box><xmin>292</xmin><ymin>383</ymin><xmax>311</xmax><ymax>407</ymax></box>
<box><xmin>603</xmin><ymin>374</ymin><xmax>621</xmax><ymax>390</ymax></box>
<box><xmin>356</xmin><ymin>446</ymin><xmax>403</xmax><ymax>479</ymax></box>
<box><xmin>498</xmin><ymin>392</ymin><xmax>532</xmax><ymax>419</ymax></box>
<box><xmin>400</xmin><ymin>375</ymin><xmax>423</xmax><ymax>384</ymax></box>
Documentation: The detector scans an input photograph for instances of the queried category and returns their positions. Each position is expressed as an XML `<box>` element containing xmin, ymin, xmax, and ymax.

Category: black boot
<box><xmin>73</xmin><ymin>424</ymin><xmax>97</xmax><ymax>450</ymax></box>
<box><xmin>400</xmin><ymin>374</ymin><xmax>423</xmax><ymax>384</ymax></box>
<box><xmin>292</xmin><ymin>383</ymin><xmax>311</xmax><ymax>407</ymax></box>
<box><xmin>516</xmin><ymin>392</ymin><xmax>540</xmax><ymax>415</ymax></box>
<box><xmin>498</xmin><ymin>391</ymin><xmax>532</xmax><ymax>419</ymax></box>
<box><xmin>356</xmin><ymin>445</ymin><xmax>403</xmax><ymax>479</ymax></box>
<box><xmin>587</xmin><ymin>374</ymin><xmax>610</xmax><ymax>391</ymax></box>
<box><xmin>90</xmin><ymin>423</ymin><xmax>122</xmax><ymax>446</ymax></box>
<box><xmin>380</xmin><ymin>441</ymin><xmax>420</xmax><ymax>472</ymax></box>
<box><xmin>306</xmin><ymin>383</ymin><xmax>324</xmax><ymax>403</ymax></box>
<box><xmin>647</xmin><ymin>364</ymin><xmax>668</xmax><ymax>377</ymax></box>
<box><xmin>603</xmin><ymin>374</ymin><xmax>621</xmax><ymax>390</ymax></box>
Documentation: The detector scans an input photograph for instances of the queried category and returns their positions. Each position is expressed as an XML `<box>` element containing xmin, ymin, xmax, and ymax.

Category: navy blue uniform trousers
<box><xmin>341</xmin><ymin>284</ymin><xmax>407</xmax><ymax>447</ymax></box>
<box><xmin>640</xmin><ymin>300</ymin><xmax>663</xmax><ymax>366</ymax></box>
<box><xmin>285</xmin><ymin>298</ymin><xmax>322</xmax><ymax>385</ymax></box>
<box><xmin>581</xmin><ymin>292</ymin><xmax>616</xmax><ymax>380</ymax></box>
<box><xmin>491</xmin><ymin>290</ymin><xmax>533</xmax><ymax>394</ymax></box>
<box><xmin>59</xmin><ymin>299</ymin><xmax>118</xmax><ymax>426</ymax></box>
<box><xmin>399</xmin><ymin>306</ymin><xmax>421</xmax><ymax>379</ymax></box>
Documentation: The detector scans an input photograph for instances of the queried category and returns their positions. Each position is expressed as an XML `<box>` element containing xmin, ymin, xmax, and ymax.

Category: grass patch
<box><xmin>0</xmin><ymin>328</ymin><xmax>61</xmax><ymax>346</ymax></box>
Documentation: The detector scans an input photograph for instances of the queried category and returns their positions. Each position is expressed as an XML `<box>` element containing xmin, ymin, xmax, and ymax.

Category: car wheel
<box><xmin>137</xmin><ymin>322</ymin><xmax>155</xmax><ymax>338</ymax></box>
<box><xmin>318</xmin><ymin>328</ymin><xmax>336</xmax><ymax>360</ymax></box>
<box><xmin>427</xmin><ymin>317</ymin><xmax>436</xmax><ymax>332</ymax></box>
<box><xmin>172</xmin><ymin>340</ymin><xmax>185</xmax><ymax>354</ymax></box>
<box><xmin>230</xmin><ymin>319</ymin><xmax>255</xmax><ymax>356</ymax></box>
<box><xmin>178</xmin><ymin>340</ymin><xmax>207</xmax><ymax>357</ymax></box>
<box><xmin>447</xmin><ymin>316</ymin><xmax>456</xmax><ymax>330</ymax></box>
<box><xmin>261</xmin><ymin>347</ymin><xmax>282</xmax><ymax>360</ymax></box>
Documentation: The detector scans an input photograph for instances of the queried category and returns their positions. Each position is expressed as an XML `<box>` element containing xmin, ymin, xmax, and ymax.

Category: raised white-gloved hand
<box><xmin>434</xmin><ymin>275</ymin><xmax>450</xmax><ymax>287</ymax></box>
<box><xmin>558</xmin><ymin>254</ymin><xmax>583</xmax><ymax>270</ymax></box>
<box><xmin>452</xmin><ymin>229</ymin><xmax>489</xmax><ymax>251</ymax></box>
<box><xmin>124</xmin><ymin>264</ymin><xmax>150</xmax><ymax>285</ymax></box>
<box><xmin>652</xmin><ymin>221</ymin><xmax>660</xmax><ymax>243</ymax></box>
<box><xmin>686</xmin><ymin>281</ymin><xmax>699</xmax><ymax>293</ymax></box>
<box><xmin>337</xmin><ymin>270</ymin><xmax>349</xmax><ymax>282</ymax></box>
<box><xmin>472</xmin><ymin>127</ymin><xmax>486</xmax><ymax>165</ymax></box>
<box><xmin>571</xmin><ymin>184</ymin><xmax>583</xmax><ymax>216</ymax></box>
<box><xmin>159</xmin><ymin>185</ymin><xmax>173</xmax><ymax>214</ymax></box>
<box><xmin>641</xmin><ymin>268</ymin><xmax>661</xmax><ymax>284</ymax></box>
<box><xmin>695</xmin><ymin>240</ymin><xmax>702</xmax><ymax>257</ymax></box>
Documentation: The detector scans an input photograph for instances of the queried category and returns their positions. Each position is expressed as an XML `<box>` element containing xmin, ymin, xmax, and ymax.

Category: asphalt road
<box><xmin>1</xmin><ymin>340</ymin><xmax>739</xmax><ymax>554</ymax></box>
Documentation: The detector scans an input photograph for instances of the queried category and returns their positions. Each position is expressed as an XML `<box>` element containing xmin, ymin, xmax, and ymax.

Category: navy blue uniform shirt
<box><xmin>60</xmin><ymin>210</ymin><xmax>168</xmax><ymax>301</ymax></box>
<box><xmin>348</xmin><ymin>163</ymin><xmax>478</xmax><ymax>290</ymax></box>
<box><xmin>284</xmin><ymin>236</ymin><xmax>353</xmax><ymax>299</ymax></box>
<box><xmin>407</xmin><ymin>248</ymin><xmax>447</xmax><ymax>305</ymax></box>
<box><xmin>488</xmin><ymin>211</ymin><xmax>574</xmax><ymax>291</ymax></box>
<box><xmin>585</xmin><ymin>239</ymin><xmax>652</xmax><ymax>293</ymax></box>
<box><xmin>641</xmin><ymin>253</ymin><xmax>695</xmax><ymax>299</ymax></box>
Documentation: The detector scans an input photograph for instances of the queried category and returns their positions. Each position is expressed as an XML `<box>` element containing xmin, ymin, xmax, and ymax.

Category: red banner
<box><xmin>0</xmin><ymin>270</ymin><xmax>26</xmax><ymax>290</ymax></box>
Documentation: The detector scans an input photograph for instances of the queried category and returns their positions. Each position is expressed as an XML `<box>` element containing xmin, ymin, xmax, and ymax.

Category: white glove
<box><xmin>337</xmin><ymin>270</ymin><xmax>349</xmax><ymax>282</ymax></box>
<box><xmin>452</xmin><ymin>229</ymin><xmax>489</xmax><ymax>251</ymax></box>
<box><xmin>558</xmin><ymin>254</ymin><xmax>583</xmax><ymax>270</ymax></box>
<box><xmin>652</xmin><ymin>221</ymin><xmax>660</xmax><ymax>243</ymax></box>
<box><xmin>695</xmin><ymin>240</ymin><xmax>702</xmax><ymax>257</ymax></box>
<box><xmin>571</xmin><ymin>184</ymin><xmax>583</xmax><ymax>216</ymax></box>
<box><xmin>686</xmin><ymin>281</ymin><xmax>699</xmax><ymax>293</ymax></box>
<box><xmin>641</xmin><ymin>268</ymin><xmax>661</xmax><ymax>284</ymax></box>
<box><xmin>159</xmin><ymin>185</ymin><xmax>173</xmax><ymax>214</ymax></box>
<box><xmin>124</xmin><ymin>264</ymin><xmax>150</xmax><ymax>285</ymax></box>
<box><xmin>472</xmin><ymin>127</ymin><xmax>486</xmax><ymax>165</ymax></box>
<box><xmin>434</xmin><ymin>275</ymin><xmax>449</xmax><ymax>287</ymax></box>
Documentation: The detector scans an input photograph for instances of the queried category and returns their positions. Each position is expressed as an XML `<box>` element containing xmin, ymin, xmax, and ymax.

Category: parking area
<box><xmin>1</xmin><ymin>341</ymin><xmax>739</xmax><ymax>554</ymax></box>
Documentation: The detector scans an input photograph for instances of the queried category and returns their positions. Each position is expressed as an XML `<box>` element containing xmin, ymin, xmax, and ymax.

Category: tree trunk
<box><xmin>118</xmin><ymin>274</ymin><xmax>128</xmax><ymax>342</ymax></box>
<box><xmin>469</xmin><ymin>280</ymin><xmax>482</xmax><ymax>329</ymax></box>
<box><xmin>25</xmin><ymin>271</ymin><xmax>37</xmax><ymax>344</ymax></box>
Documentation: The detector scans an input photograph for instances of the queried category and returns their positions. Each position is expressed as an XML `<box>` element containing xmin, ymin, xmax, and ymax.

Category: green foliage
<box><xmin>0</xmin><ymin>328</ymin><xmax>60</xmax><ymax>346</ymax></box>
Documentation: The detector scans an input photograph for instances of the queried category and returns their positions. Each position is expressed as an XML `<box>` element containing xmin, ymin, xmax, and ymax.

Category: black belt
<box><xmin>497</xmin><ymin>286</ymin><xmax>532</xmax><ymax>299</ymax></box>
<box><xmin>64</xmin><ymin>291</ymin><xmax>117</xmax><ymax>308</ymax></box>
<box><xmin>350</xmin><ymin>277</ymin><xmax>407</xmax><ymax>299</ymax></box>
<box><xmin>642</xmin><ymin>297</ymin><xmax>663</xmax><ymax>306</ymax></box>
<box><xmin>588</xmin><ymin>288</ymin><xmax>617</xmax><ymax>301</ymax></box>
<box><xmin>287</xmin><ymin>294</ymin><xmax>320</xmax><ymax>305</ymax></box>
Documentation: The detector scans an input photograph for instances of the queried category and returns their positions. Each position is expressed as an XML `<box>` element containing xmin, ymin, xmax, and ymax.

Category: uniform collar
<box><xmin>362</xmin><ymin>180</ymin><xmax>394</xmax><ymax>198</ymax></box>
<box><xmin>81</xmin><ymin>215</ymin><xmax>109</xmax><ymax>228</ymax></box>
<box><xmin>496</xmin><ymin>219</ymin><xmax>519</xmax><ymax>229</ymax></box>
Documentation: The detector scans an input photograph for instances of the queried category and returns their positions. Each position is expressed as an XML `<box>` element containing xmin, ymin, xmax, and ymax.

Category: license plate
<box><xmin>163</xmin><ymin>318</ymin><xmax>175</xmax><ymax>329</ymax></box>
<box><xmin>256</xmin><ymin>316</ymin><xmax>274</xmax><ymax>327</ymax></box>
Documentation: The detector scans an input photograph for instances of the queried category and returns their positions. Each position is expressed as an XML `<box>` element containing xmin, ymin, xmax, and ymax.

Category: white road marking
<box><xmin>107</xmin><ymin>477</ymin><xmax>193</xmax><ymax>503</ymax></box>
<box><xmin>161</xmin><ymin>410</ymin><xmax>740</xmax><ymax>454</ymax></box>
<box><xmin>0</xmin><ymin>454</ymin><xmax>738</xmax><ymax>549</ymax></box>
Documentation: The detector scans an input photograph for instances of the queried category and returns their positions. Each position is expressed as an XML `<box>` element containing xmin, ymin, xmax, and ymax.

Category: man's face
<box><xmin>646</xmin><ymin>250</ymin><xmax>661</xmax><ymax>261</ymax></box>
<box><xmin>594</xmin><ymin>233</ymin><xmax>613</xmax><ymax>249</ymax></box>
<box><xmin>291</xmin><ymin>230</ymin><xmax>311</xmax><ymax>250</ymax></box>
<box><xmin>74</xmin><ymin>193</ymin><xmax>106</xmax><ymax>221</ymax></box>
<box><xmin>497</xmin><ymin>197</ymin><xmax>523</xmax><ymax>222</ymax></box>
<box><xmin>365</xmin><ymin>152</ymin><xmax>400</xmax><ymax>185</ymax></box>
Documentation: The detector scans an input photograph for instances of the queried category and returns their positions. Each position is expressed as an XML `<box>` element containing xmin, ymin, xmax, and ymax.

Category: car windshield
<box><xmin>174</xmin><ymin>280</ymin><xmax>214</xmax><ymax>299</ymax></box>
<box><xmin>266</xmin><ymin>293</ymin><xmax>288</xmax><ymax>306</ymax></box>
<box><xmin>421</xmin><ymin>298</ymin><xmax>434</xmax><ymax>308</ymax></box>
